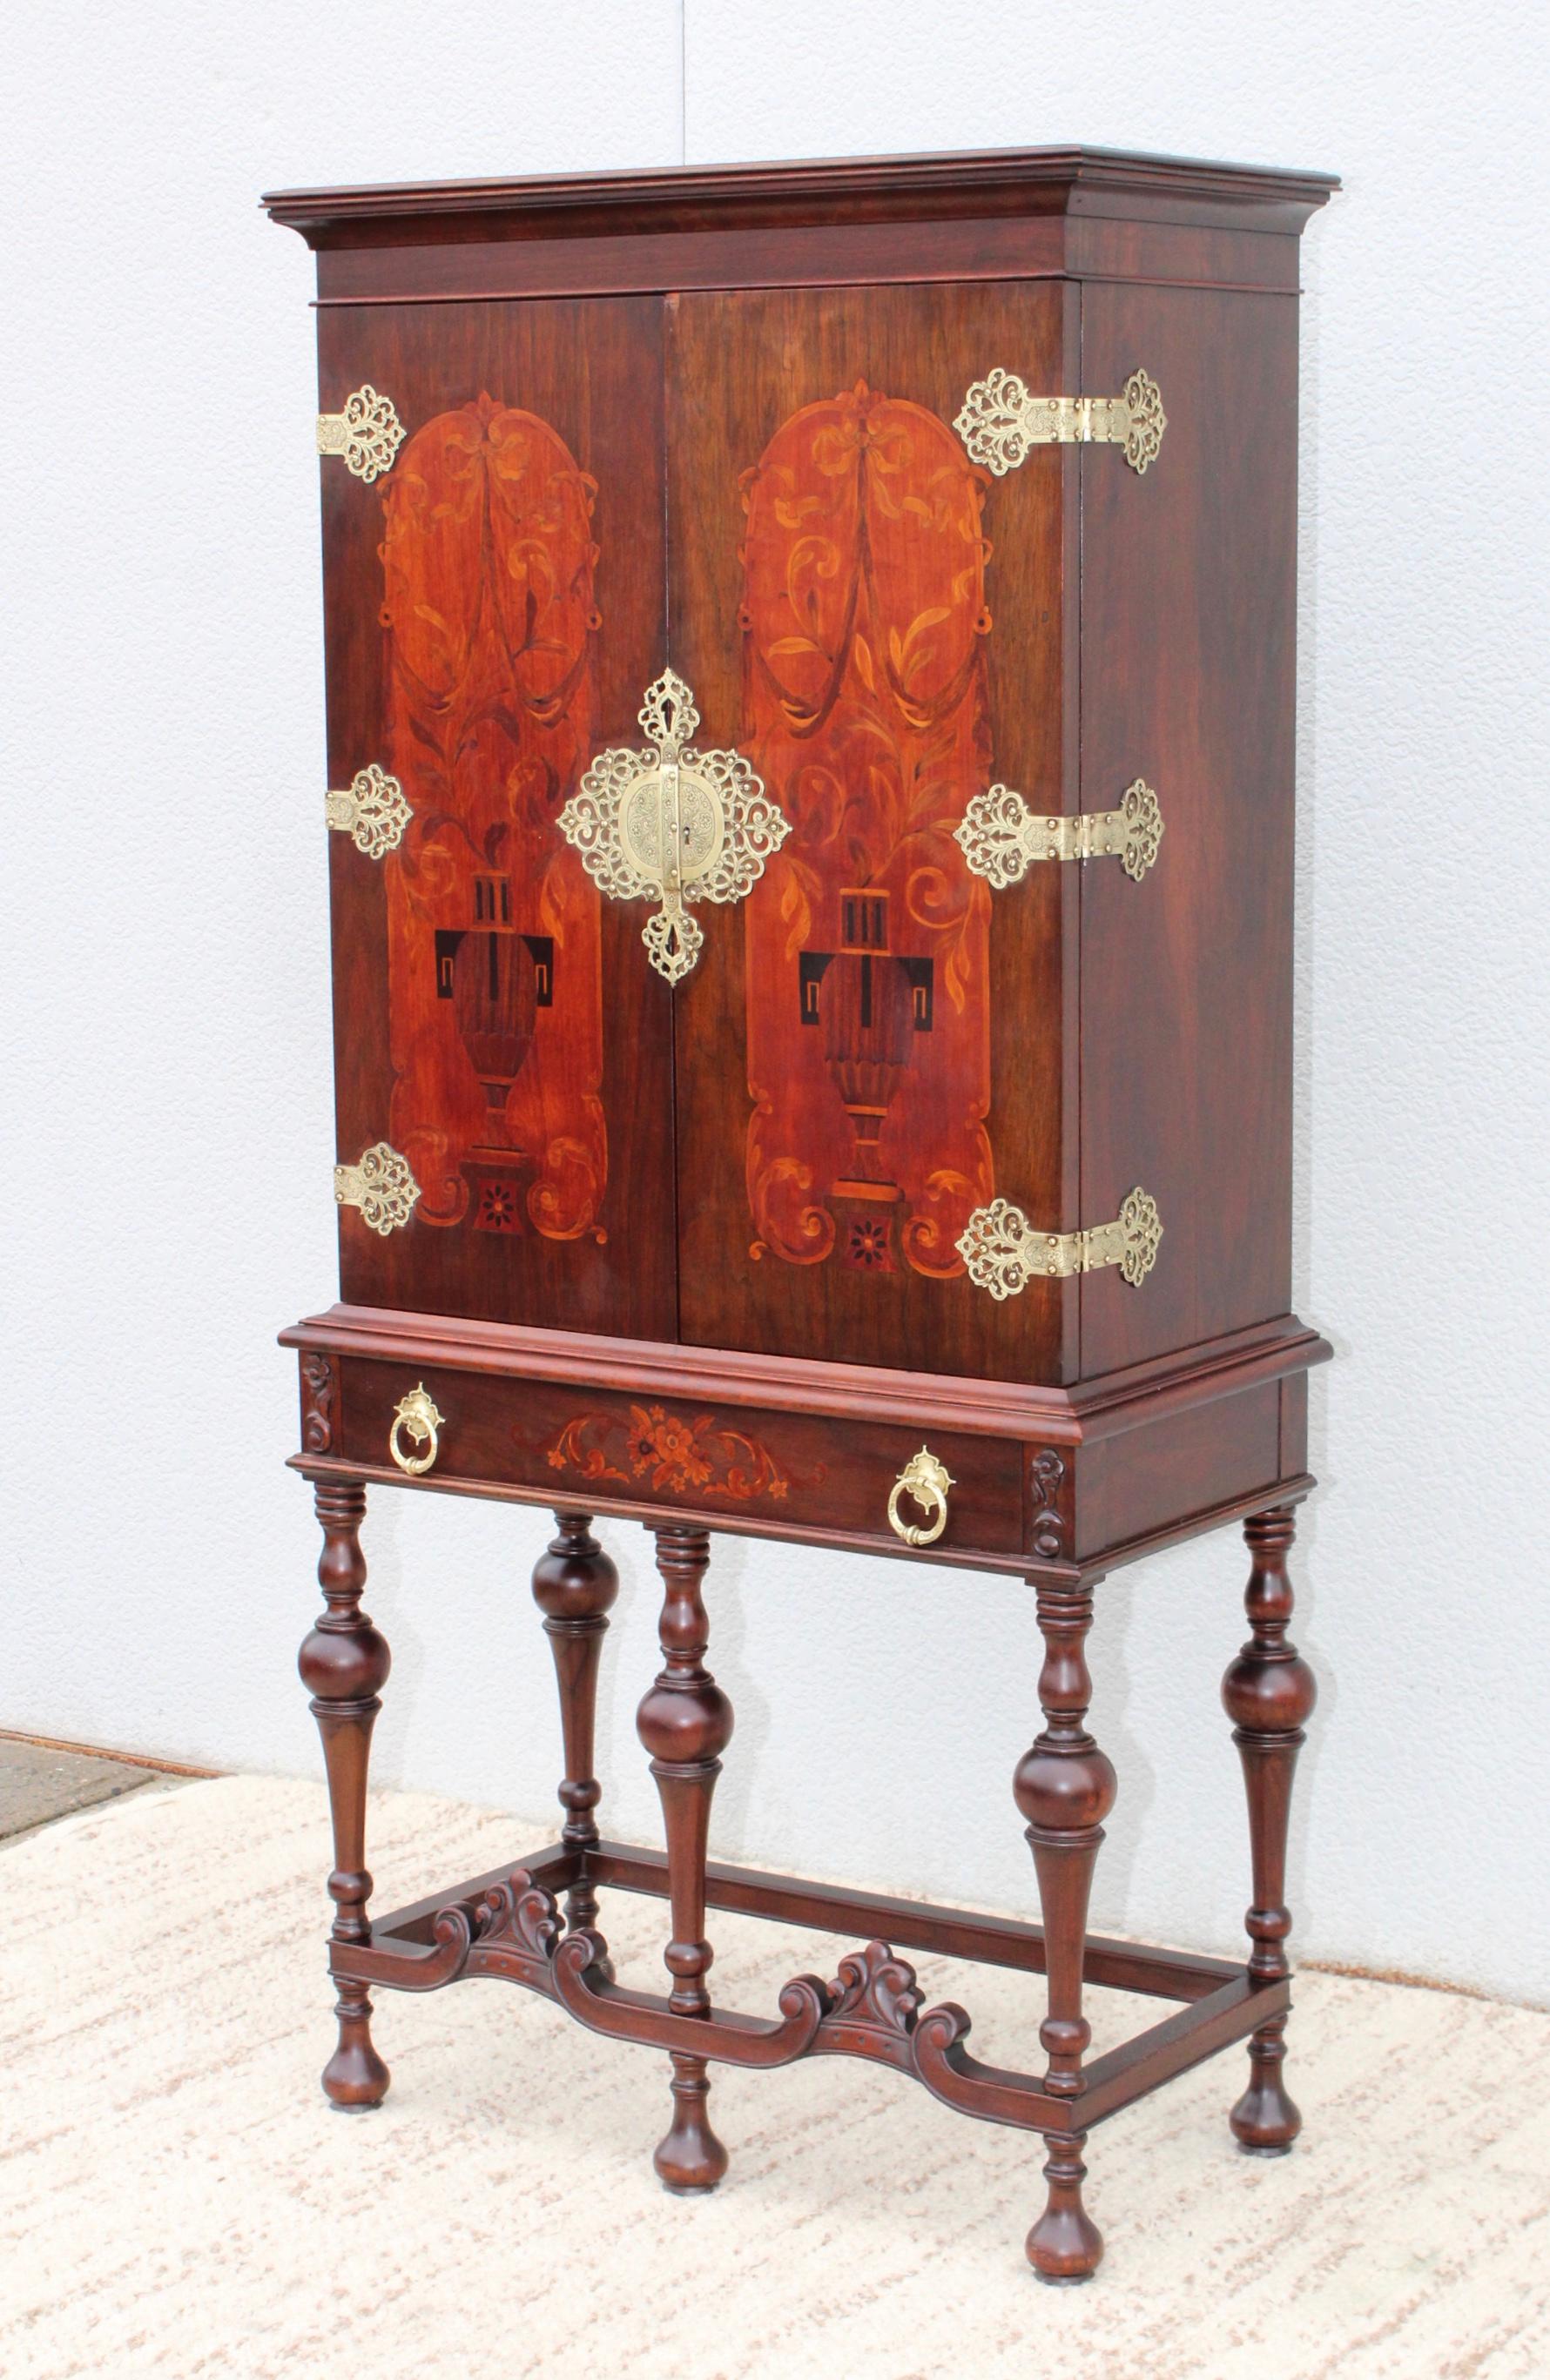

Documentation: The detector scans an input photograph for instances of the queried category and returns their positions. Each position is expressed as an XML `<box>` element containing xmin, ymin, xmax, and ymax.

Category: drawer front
<box><xmin>327</xmin><ymin>1357</ymin><xmax>1027</xmax><ymax>1563</ymax></box>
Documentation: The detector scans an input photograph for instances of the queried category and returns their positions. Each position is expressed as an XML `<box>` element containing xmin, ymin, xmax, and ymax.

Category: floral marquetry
<box><xmin>738</xmin><ymin>381</ymin><xmax>997</xmax><ymax>1281</ymax></box>
<box><xmin>380</xmin><ymin>395</ymin><xmax>608</xmax><ymax>1247</ymax></box>
<box><xmin>544</xmin><ymin>1405</ymin><xmax>812</xmax><ymax>1503</ymax></box>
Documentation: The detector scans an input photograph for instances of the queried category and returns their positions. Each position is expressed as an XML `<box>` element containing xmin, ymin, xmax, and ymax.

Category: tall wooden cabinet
<box><xmin>269</xmin><ymin>146</ymin><xmax>1335</xmax><ymax>2280</ymax></box>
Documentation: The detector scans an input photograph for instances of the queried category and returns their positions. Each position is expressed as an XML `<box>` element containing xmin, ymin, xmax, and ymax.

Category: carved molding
<box><xmin>1029</xmin><ymin>1448</ymin><xmax>1066</xmax><ymax>1562</ymax></box>
<box><xmin>819</xmin><ymin>1940</ymin><xmax>924</xmax><ymax>2067</ymax></box>
<box><xmin>421</xmin><ymin>1868</ymin><xmax>563</xmax><ymax>1995</ymax></box>
<box><xmin>300</xmin><ymin>1352</ymin><xmax>334</xmax><ymax>1455</ymax></box>
<box><xmin>550</xmin><ymin>1929</ymin><xmax>831</xmax><ymax>2067</ymax></box>
<box><xmin>911</xmin><ymin>1999</ymin><xmax>1063</xmax><ymax>2129</ymax></box>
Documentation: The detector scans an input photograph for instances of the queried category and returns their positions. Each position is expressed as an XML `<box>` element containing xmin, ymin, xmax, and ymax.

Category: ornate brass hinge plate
<box><xmin>316</xmin><ymin>385</ymin><xmax>406</xmax><ymax>482</ymax></box>
<box><xmin>955</xmin><ymin>367</ymin><xmax>1166</xmax><ymax>477</ymax></box>
<box><xmin>334</xmin><ymin>1141</ymin><xmax>421</xmax><ymax>1235</ymax></box>
<box><xmin>957</xmin><ymin>1188</ymin><xmax>1162</xmax><ymax>1300</ymax></box>
<box><xmin>558</xmin><ymin>669</ymin><xmax>790</xmax><ymax>984</ymax></box>
<box><xmin>326</xmin><ymin>764</ymin><xmax>412</xmax><ymax>858</ymax></box>
<box><xmin>956</xmin><ymin>779</ymin><xmax>1163</xmax><ymax>887</ymax></box>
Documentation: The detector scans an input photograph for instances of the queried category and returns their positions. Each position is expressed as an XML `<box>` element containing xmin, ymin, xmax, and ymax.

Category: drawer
<box><xmin>327</xmin><ymin>1356</ymin><xmax>1028</xmax><ymax>1565</ymax></box>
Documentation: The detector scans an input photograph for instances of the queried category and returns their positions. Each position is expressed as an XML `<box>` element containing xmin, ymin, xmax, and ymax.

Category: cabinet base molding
<box><xmin>285</xmin><ymin>1303</ymin><xmax>1328</xmax><ymax>1578</ymax></box>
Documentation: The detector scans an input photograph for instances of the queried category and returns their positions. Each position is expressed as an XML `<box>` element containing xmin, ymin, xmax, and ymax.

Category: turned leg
<box><xmin>635</xmin><ymin>1523</ymin><xmax>732</xmax><ymax>2193</ymax></box>
<box><xmin>531</xmin><ymin>1511</ymin><xmax>619</xmax><ymax>1933</ymax></box>
<box><xmin>298</xmin><ymin>1480</ymin><xmax>392</xmax><ymax>2110</ymax></box>
<box><xmin>1223</xmin><ymin>1505</ymin><xmax>1317</xmax><ymax>2154</ymax></box>
<box><xmin>1014</xmin><ymin>1579</ymin><xmax>1116</xmax><ymax>2283</ymax></box>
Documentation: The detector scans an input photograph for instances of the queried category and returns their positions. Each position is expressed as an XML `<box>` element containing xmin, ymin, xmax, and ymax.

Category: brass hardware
<box><xmin>557</xmin><ymin>669</ymin><xmax>790</xmax><ymax>984</ymax></box>
<box><xmin>955</xmin><ymin>779</ymin><xmax>1162</xmax><ymax>887</ymax></box>
<box><xmin>334</xmin><ymin>1141</ymin><xmax>421</xmax><ymax>1235</ymax></box>
<box><xmin>326</xmin><ymin>763</ymin><xmax>412</xmax><ymax>859</ymax></box>
<box><xmin>389</xmin><ymin>1382</ymin><xmax>444</xmax><ymax>1476</ymax></box>
<box><xmin>955</xmin><ymin>366</ymin><xmax>1166</xmax><ymax>477</ymax></box>
<box><xmin>957</xmin><ymin>1187</ymin><xmax>1162</xmax><ymax>1300</ymax></box>
<box><xmin>887</xmin><ymin>1447</ymin><xmax>955</xmax><ymax>1548</ymax></box>
<box><xmin>316</xmin><ymin>385</ymin><xmax>405</xmax><ymax>482</ymax></box>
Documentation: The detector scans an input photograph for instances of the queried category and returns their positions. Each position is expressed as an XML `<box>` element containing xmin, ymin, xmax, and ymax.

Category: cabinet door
<box><xmin>666</xmin><ymin>284</ymin><xmax>1071</xmax><ymax>1382</ymax></box>
<box><xmin>318</xmin><ymin>298</ymin><xmax>675</xmax><ymax>1338</ymax></box>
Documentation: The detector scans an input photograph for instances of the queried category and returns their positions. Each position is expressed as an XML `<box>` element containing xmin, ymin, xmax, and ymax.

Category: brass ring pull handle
<box><xmin>389</xmin><ymin>1382</ymin><xmax>444</xmax><ymax>1477</ymax></box>
<box><xmin>887</xmin><ymin>1448</ymin><xmax>955</xmax><ymax>1548</ymax></box>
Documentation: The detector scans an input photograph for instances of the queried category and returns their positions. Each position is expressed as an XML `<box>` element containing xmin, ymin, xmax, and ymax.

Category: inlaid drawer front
<box><xmin>329</xmin><ymin>1359</ymin><xmax>1025</xmax><ymax>1558</ymax></box>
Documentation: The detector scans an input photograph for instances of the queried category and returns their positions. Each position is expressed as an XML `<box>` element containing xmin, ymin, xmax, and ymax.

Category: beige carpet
<box><xmin>2</xmin><ymin>1779</ymin><xmax>1547</xmax><ymax>2378</ymax></box>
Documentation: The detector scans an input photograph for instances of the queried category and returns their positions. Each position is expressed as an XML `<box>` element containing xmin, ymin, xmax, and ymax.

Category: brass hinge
<box><xmin>956</xmin><ymin>779</ymin><xmax>1162</xmax><ymax>887</ymax></box>
<box><xmin>957</xmin><ymin>1188</ymin><xmax>1162</xmax><ymax>1300</ymax></box>
<box><xmin>558</xmin><ymin>668</ymin><xmax>790</xmax><ymax>983</ymax></box>
<box><xmin>326</xmin><ymin>764</ymin><xmax>412</xmax><ymax>858</ymax></box>
<box><xmin>334</xmin><ymin>1141</ymin><xmax>420</xmax><ymax>1235</ymax></box>
<box><xmin>955</xmin><ymin>366</ymin><xmax>1166</xmax><ymax>477</ymax></box>
<box><xmin>316</xmin><ymin>385</ymin><xmax>406</xmax><ymax>482</ymax></box>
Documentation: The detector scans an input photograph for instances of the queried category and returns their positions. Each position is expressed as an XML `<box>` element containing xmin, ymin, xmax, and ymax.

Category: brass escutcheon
<box><xmin>556</xmin><ymin>668</ymin><xmax>790</xmax><ymax>983</ymax></box>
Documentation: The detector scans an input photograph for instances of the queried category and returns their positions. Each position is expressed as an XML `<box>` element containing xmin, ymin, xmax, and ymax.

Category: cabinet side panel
<box><xmin>1077</xmin><ymin>283</ymin><xmax>1299</xmax><ymax>1376</ymax></box>
<box><xmin>316</xmin><ymin>297</ymin><xmax>676</xmax><ymax>1338</ymax></box>
<box><xmin>1073</xmin><ymin>1382</ymin><xmax>1282</xmax><ymax>1562</ymax></box>
<box><xmin>669</xmin><ymin>280</ymin><xmax>1070</xmax><ymax>1382</ymax></box>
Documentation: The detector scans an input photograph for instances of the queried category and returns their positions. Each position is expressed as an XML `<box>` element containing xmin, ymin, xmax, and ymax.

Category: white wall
<box><xmin>4</xmin><ymin>3</ymin><xmax>1547</xmax><ymax>2006</ymax></box>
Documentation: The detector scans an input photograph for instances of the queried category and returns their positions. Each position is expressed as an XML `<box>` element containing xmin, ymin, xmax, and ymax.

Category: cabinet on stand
<box><xmin>268</xmin><ymin>144</ymin><xmax>1335</xmax><ymax>2280</ymax></box>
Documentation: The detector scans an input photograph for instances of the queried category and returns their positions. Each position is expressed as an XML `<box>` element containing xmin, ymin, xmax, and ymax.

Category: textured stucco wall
<box><xmin>4</xmin><ymin>2</ymin><xmax>1547</xmax><ymax>2002</ymax></box>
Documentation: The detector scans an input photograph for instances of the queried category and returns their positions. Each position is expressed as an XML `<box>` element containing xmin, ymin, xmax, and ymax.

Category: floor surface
<box><xmin>3</xmin><ymin>1774</ymin><xmax>1546</xmax><ymax>2378</ymax></box>
<box><xmin>0</xmin><ymin>1735</ymin><xmax>166</xmax><ymax>1843</ymax></box>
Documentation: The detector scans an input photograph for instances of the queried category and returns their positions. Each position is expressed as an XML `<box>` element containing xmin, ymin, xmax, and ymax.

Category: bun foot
<box><xmin>1230</xmin><ymin>2024</ymin><xmax>1302</xmax><ymax>2154</ymax></box>
<box><xmin>653</xmin><ymin>2054</ymin><xmax>729</xmax><ymax>2193</ymax></box>
<box><xmin>323</xmin><ymin>1989</ymin><xmax>391</xmax><ymax>2109</ymax></box>
<box><xmin>1026</xmin><ymin>2133</ymin><xmax>1102</xmax><ymax>2283</ymax></box>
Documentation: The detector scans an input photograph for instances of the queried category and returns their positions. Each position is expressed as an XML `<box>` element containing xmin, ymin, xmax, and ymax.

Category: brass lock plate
<box><xmin>559</xmin><ymin>669</ymin><xmax>789</xmax><ymax>984</ymax></box>
<box><xmin>617</xmin><ymin>760</ymin><xmax>727</xmax><ymax>888</ymax></box>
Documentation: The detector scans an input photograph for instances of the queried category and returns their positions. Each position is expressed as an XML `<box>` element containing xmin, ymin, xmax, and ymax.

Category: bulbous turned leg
<box><xmin>298</xmin><ymin>1480</ymin><xmax>391</xmax><ymax>2110</ymax></box>
<box><xmin>1014</xmin><ymin>1579</ymin><xmax>1116</xmax><ymax>2282</ymax></box>
<box><xmin>531</xmin><ymin>1512</ymin><xmax>619</xmax><ymax>1933</ymax></box>
<box><xmin>637</xmin><ymin>1523</ymin><xmax>732</xmax><ymax>2194</ymax></box>
<box><xmin>1223</xmin><ymin>1505</ymin><xmax>1317</xmax><ymax>2155</ymax></box>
